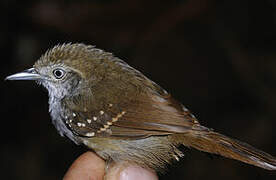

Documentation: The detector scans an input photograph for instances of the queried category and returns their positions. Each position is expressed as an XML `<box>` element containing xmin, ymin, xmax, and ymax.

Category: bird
<box><xmin>5</xmin><ymin>43</ymin><xmax>276</xmax><ymax>172</ymax></box>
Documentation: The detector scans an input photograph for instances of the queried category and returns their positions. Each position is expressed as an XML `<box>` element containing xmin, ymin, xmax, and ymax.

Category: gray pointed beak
<box><xmin>5</xmin><ymin>68</ymin><xmax>41</xmax><ymax>81</ymax></box>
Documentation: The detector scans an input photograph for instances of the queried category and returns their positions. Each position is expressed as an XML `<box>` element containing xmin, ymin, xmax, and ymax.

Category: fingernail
<box><xmin>119</xmin><ymin>166</ymin><xmax>158</xmax><ymax>180</ymax></box>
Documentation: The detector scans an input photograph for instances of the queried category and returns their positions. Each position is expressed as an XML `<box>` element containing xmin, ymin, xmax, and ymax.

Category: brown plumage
<box><xmin>6</xmin><ymin>43</ymin><xmax>276</xmax><ymax>172</ymax></box>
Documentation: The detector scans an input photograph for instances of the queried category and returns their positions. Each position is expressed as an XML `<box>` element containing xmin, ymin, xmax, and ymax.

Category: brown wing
<box><xmin>62</xmin><ymin>85</ymin><xmax>207</xmax><ymax>139</ymax></box>
<box><xmin>109</xmin><ymin>92</ymin><xmax>208</xmax><ymax>137</ymax></box>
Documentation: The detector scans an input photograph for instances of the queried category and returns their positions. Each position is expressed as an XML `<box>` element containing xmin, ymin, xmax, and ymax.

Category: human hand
<box><xmin>63</xmin><ymin>151</ymin><xmax>158</xmax><ymax>180</ymax></box>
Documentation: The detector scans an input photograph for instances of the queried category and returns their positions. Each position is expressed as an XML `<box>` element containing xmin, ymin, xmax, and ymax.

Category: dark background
<box><xmin>1</xmin><ymin>0</ymin><xmax>276</xmax><ymax>179</ymax></box>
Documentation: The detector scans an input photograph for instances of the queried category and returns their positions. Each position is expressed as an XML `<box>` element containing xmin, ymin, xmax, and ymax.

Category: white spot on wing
<box><xmin>173</xmin><ymin>155</ymin><xmax>180</xmax><ymax>161</ymax></box>
<box><xmin>97</xmin><ymin>111</ymin><xmax>127</xmax><ymax>133</ymax></box>
<box><xmin>85</xmin><ymin>132</ymin><xmax>95</xmax><ymax>137</ymax></box>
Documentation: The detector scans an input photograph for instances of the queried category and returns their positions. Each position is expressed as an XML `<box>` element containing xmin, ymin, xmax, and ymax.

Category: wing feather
<box><xmin>62</xmin><ymin>80</ymin><xmax>204</xmax><ymax>138</ymax></box>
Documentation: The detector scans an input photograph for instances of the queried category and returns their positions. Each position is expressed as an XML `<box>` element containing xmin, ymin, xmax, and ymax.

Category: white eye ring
<box><xmin>53</xmin><ymin>68</ymin><xmax>65</xmax><ymax>79</ymax></box>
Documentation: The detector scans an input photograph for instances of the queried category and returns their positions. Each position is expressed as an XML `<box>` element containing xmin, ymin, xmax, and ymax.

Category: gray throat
<box><xmin>48</xmin><ymin>95</ymin><xmax>80</xmax><ymax>144</ymax></box>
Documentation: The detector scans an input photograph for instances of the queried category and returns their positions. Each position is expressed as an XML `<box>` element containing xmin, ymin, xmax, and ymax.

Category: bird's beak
<box><xmin>5</xmin><ymin>68</ymin><xmax>41</xmax><ymax>81</ymax></box>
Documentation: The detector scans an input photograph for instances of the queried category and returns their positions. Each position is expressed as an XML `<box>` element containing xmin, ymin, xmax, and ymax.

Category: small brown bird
<box><xmin>6</xmin><ymin>43</ymin><xmax>276</xmax><ymax>172</ymax></box>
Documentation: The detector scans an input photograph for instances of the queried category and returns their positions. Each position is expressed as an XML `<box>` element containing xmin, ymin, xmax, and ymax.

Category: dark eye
<box><xmin>53</xmin><ymin>68</ymin><xmax>65</xmax><ymax>79</ymax></box>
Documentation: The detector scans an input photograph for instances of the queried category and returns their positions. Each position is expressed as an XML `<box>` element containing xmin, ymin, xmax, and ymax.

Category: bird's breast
<box><xmin>48</xmin><ymin>97</ymin><xmax>80</xmax><ymax>144</ymax></box>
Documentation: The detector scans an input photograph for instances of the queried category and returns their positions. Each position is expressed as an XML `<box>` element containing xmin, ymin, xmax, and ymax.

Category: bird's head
<box><xmin>5</xmin><ymin>43</ymin><xmax>117</xmax><ymax>99</ymax></box>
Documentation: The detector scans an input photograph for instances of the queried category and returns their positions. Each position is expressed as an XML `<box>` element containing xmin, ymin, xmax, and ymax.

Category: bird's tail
<box><xmin>174</xmin><ymin>129</ymin><xmax>276</xmax><ymax>170</ymax></box>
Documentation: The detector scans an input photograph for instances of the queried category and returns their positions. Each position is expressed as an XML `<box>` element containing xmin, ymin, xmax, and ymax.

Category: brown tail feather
<box><xmin>177</xmin><ymin>130</ymin><xmax>276</xmax><ymax>170</ymax></box>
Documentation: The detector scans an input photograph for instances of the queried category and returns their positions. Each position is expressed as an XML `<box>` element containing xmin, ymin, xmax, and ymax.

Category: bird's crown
<box><xmin>34</xmin><ymin>43</ymin><xmax>118</xmax><ymax>79</ymax></box>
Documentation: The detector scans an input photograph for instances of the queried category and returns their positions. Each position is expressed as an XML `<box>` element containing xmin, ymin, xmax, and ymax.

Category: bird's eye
<box><xmin>53</xmin><ymin>68</ymin><xmax>65</xmax><ymax>79</ymax></box>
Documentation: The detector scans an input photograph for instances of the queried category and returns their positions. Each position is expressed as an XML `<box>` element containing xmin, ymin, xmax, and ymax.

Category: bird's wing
<box><xmin>109</xmin><ymin>92</ymin><xmax>209</xmax><ymax>138</ymax></box>
<box><xmin>62</xmin><ymin>86</ymin><xmax>208</xmax><ymax>139</ymax></box>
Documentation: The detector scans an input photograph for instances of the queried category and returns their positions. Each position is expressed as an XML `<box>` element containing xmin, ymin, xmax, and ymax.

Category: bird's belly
<box><xmin>80</xmin><ymin>136</ymin><xmax>183</xmax><ymax>170</ymax></box>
